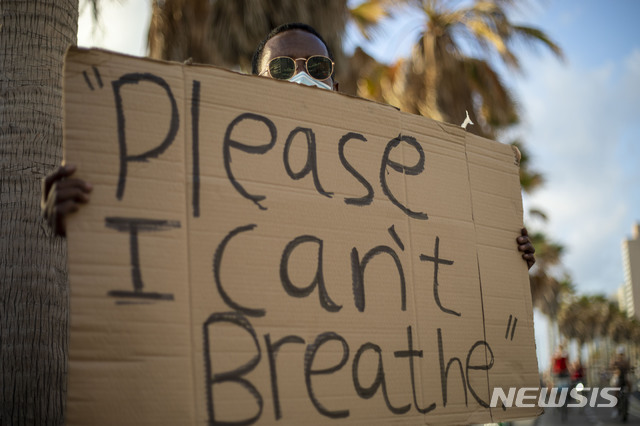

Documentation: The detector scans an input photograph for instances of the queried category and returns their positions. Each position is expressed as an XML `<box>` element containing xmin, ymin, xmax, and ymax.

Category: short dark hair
<box><xmin>251</xmin><ymin>22</ymin><xmax>334</xmax><ymax>75</ymax></box>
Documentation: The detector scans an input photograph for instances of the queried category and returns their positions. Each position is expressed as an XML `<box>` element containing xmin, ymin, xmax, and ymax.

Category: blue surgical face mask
<box><xmin>288</xmin><ymin>71</ymin><xmax>332</xmax><ymax>90</ymax></box>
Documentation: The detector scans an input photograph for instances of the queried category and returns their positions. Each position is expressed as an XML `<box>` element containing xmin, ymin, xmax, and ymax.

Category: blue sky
<box><xmin>78</xmin><ymin>0</ymin><xmax>639</xmax><ymax>368</ymax></box>
<box><xmin>505</xmin><ymin>0</ymin><xmax>640</xmax><ymax>368</ymax></box>
<box><xmin>505</xmin><ymin>0</ymin><xmax>640</xmax><ymax>297</ymax></box>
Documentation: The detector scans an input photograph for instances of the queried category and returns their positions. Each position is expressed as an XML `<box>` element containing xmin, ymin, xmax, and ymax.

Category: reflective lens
<box><xmin>306</xmin><ymin>56</ymin><xmax>333</xmax><ymax>80</ymax></box>
<box><xmin>268</xmin><ymin>57</ymin><xmax>296</xmax><ymax>80</ymax></box>
<box><xmin>267</xmin><ymin>56</ymin><xmax>334</xmax><ymax>81</ymax></box>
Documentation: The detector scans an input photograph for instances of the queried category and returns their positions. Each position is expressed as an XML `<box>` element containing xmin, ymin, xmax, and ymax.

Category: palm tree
<box><xmin>364</xmin><ymin>0</ymin><xmax>563</xmax><ymax>139</ymax></box>
<box><xmin>146</xmin><ymin>0</ymin><xmax>351</xmax><ymax>87</ymax></box>
<box><xmin>594</xmin><ymin>298</ymin><xmax>619</xmax><ymax>357</ymax></box>
<box><xmin>528</xmin><ymin>231</ymin><xmax>565</xmax><ymax>308</ymax></box>
<box><xmin>145</xmin><ymin>0</ymin><xmax>402</xmax><ymax>96</ymax></box>
<box><xmin>352</xmin><ymin>1</ymin><xmax>566</xmax><ymax>312</ymax></box>
<box><xmin>526</xmin><ymin>234</ymin><xmax>569</xmax><ymax>355</ymax></box>
<box><xmin>511</xmin><ymin>139</ymin><xmax>544</xmax><ymax>195</ymax></box>
<box><xmin>608</xmin><ymin>307</ymin><xmax>632</xmax><ymax>344</ymax></box>
<box><xmin>558</xmin><ymin>295</ymin><xmax>591</xmax><ymax>359</ymax></box>
<box><xmin>0</xmin><ymin>1</ymin><xmax>78</xmax><ymax>423</ymax></box>
<box><xmin>558</xmin><ymin>295</ymin><xmax>623</xmax><ymax>384</ymax></box>
<box><xmin>353</xmin><ymin>3</ymin><xmax>565</xmax><ymax>316</ymax></box>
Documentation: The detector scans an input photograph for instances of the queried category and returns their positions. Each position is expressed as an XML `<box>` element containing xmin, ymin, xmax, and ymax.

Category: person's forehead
<box><xmin>262</xmin><ymin>30</ymin><xmax>329</xmax><ymax>64</ymax></box>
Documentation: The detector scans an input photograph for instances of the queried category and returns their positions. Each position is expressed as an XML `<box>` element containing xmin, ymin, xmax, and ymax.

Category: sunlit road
<box><xmin>513</xmin><ymin>392</ymin><xmax>640</xmax><ymax>426</ymax></box>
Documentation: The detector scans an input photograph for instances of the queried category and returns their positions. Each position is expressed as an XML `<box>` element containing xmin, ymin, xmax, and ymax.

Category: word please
<box><xmin>111</xmin><ymin>73</ymin><xmax>431</xmax><ymax>220</ymax></box>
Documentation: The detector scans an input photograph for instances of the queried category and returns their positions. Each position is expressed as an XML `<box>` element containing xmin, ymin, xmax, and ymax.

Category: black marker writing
<box><xmin>352</xmin><ymin>342</ymin><xmax>411</xmax><ymax>414</ymax></box>
<box><xmin>223</xmin><ymin>113</ymin><xmax>277</xmax><ymax>210</ymax></box>
<box><xmin>380</xmin><ymin>134</ymin><xmax>428</xmax><ymax>220</ymax></box>
<box><xmin>394</xmin><ymin>326</ymin><xmax>436</xmax><ymax>414</ymax></box>
<box><xmin>203</xmin><ymin>312</ymin><xmax>263</xmax><ymax>426</ymax></box>
<box><xmin>304</xmin><ymin>332</ymin><xmax>350</xmax><ymax>419</ymax></box>
<box><xmin>264</xmin><ymin>334</ymin><xmax>305</xmax><ymax>420</ymax></box>
<box><xmin>105</xmin><ymin>217</ymin><xmax>180</xmax><ymax>302</ymax></box>
<box><xmin>283</xmin><ymin>127</ymin><xmax>333</xmax><ymax>198</ymax></box>
<box><xmin>351</xmin><ymin>245</ymin><xmax>406</xmax><ymax>312</ymax></box>
<box><xmin>338</xmin><ymin>132</ymin><xmax>374</xmax><ymax>206</ymax></box>
<box><xmin>438</xmin><ymin>328</ymin><xmax>467</xmax><ymax>407</ymax></box>
<box><xmin>280</xmin><ymin>235</ymin><xmax>341</xmax><ymax>313</ymax></box>
<box><xmin>420</xmin><ymin>236</ymin><xmax>459</xmax><ymax>317</ymax></box>
<box><xmin>466</xmin><ymin>340</ymin><xmax>494</xmax><ymax>408</ymax></box>
<box><xmin>112</xmin><ymin>73</ymin><xmax>179</xmax><ymax>200</ymax></box>
<box><xmin>191</xmin><ymin>79</ymin><xmax>201</xmax><ymax>217</ymax></box>
<box><xmin>387</xmin><ymin>225</ymin><xmax>405</xmax><ymax>251</ymax></box>
<box><xmin>213</xmin><ymin>224</ymin><xmax>265</xmax><ymax>317</ymax></box>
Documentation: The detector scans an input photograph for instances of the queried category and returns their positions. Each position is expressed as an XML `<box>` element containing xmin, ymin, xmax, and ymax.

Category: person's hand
<box><xmin>41</xmin><ymin>164</ymin><xmax>92</xmax><ymax>237</ymax></box>
<box><xmin>517</xmin><ymin>227</ymin><xmax>535</xmax><ymax>270</ymax></box>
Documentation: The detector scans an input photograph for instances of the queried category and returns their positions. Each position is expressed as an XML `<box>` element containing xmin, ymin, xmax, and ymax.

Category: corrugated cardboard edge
<box><xmin>462</xmin><ymin>129</ymin><xmax>543</xmax><ymax>422</ymax></box>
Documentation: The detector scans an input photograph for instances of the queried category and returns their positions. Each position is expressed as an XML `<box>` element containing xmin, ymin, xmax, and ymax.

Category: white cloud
<box><xmin>518</xmin><ymin>49</ymin><xmax>640</xmax><ymax>295</ymax></box>
<box><xmin>78</xmin><ymin>0</ymin><xmax>151</xmax><ymax>57</ymax></box>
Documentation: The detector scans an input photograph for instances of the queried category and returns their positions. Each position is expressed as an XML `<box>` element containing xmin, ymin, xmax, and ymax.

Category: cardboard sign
<box><xmin>63</xmin><ymin>48</ymin><xmax>541</xmax><ymax>425</ymax></box>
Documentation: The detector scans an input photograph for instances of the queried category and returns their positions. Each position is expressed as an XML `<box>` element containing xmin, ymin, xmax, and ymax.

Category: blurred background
<box><xmin>78</xmin><ymin>0</ymin><xmax>639</xmax><ymax>419</ymax></box>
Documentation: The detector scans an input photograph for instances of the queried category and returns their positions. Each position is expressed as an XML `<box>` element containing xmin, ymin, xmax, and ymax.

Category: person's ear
<box><xmin>333</xmin><ymin>81</ymin><xmax>339</xmax><ymax>92</ymax></box>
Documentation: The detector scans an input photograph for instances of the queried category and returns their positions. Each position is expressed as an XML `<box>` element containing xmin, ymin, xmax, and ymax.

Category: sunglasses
<box><xmin>265</xmin><ymin>55</ymin><xmax>334</xmax><ymax>81</ymax></box>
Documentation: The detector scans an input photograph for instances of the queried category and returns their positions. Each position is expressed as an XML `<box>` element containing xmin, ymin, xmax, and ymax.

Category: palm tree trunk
<box><xmin>548</xmin><ymin>317</ymin><xmax>559</xmax><ymax>353</ymax></box>
<box><xmin>421</xmin><ymin>31</ymin><xmax>443</xmax><ymax>121</ymax></box>
<box><xmin>587</xmin><ymin>340</ymin><xmax>597</xmax><ymax>386</ymax></box>
<box><xmin>0</xmin><ymin>1</ymin><xmax>78</xmax><ymax>424</ymax></box>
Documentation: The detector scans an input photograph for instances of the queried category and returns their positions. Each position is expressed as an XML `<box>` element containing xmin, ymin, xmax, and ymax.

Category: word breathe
<box><xmin>204</xmin><ymin>314</ymin><xmax>494</xmax><ymax>424</ymax></box>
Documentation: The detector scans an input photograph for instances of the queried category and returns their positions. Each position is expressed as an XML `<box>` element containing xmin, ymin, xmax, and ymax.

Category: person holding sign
<box><xmin>41</xmin><ymin>22</ymin><xmax>535</xmax><ymax>270</ymax></box>
<box><xmin>251</xmin><ymin>23</ymin><xmax>339</xmax><ymax>92</ymax></box>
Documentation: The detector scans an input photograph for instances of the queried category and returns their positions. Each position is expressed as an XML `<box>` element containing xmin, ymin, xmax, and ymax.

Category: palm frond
<box><xmin>349</xmin><ymin>0</ymin><xmax>390</xmax><ymax>40</ymax></box>
<box><xmin>512</xmin><ymin>25</ymin><xmax>565</xmax><ymax>61</ymax></box>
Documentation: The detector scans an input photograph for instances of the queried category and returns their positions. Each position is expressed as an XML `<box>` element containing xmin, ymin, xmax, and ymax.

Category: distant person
<box><xmin>42</xmin><ymin>22</ymin><xmax>536</xmax><ymax>269</ymax></box>
<box><xmin>610</xmin><ymin>346</ymin><xmax>631</xmax><ymax>391</ymax></box>
<box><xmin>551</xmin><ymin>344</ymin><xmax>570</xmax><ymax>385</ymax></box>
<box><xmin>570</xmin><ymin>359</ymin><xmax>585</xmax><ymax>386</ymax></box>
<box><xmin>570</xmin><ymin>359</ymin><xmax>585</xmax><ymax>406</ymax></box>
<box><xmin>610</xmin><ymin>347</ymin><xmax>631</xmax><ymax>420</ymax></box>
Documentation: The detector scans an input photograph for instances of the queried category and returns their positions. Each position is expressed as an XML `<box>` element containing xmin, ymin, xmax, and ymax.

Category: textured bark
<box><xmin>0</xmin><ymin>1</ymin><xmax>78</xmax><ymax>424</ymax></box>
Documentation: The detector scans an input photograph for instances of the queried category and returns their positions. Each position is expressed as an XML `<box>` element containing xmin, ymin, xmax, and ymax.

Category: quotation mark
<box><xmin>83</xmin><ymin>66</ymin><xmax>103</xmax><ymax>90</ymax></box>
<box><xmin>505</xmin><ymin>314</ymin><xmax>517</xmax><ymax>340</ymax></box>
